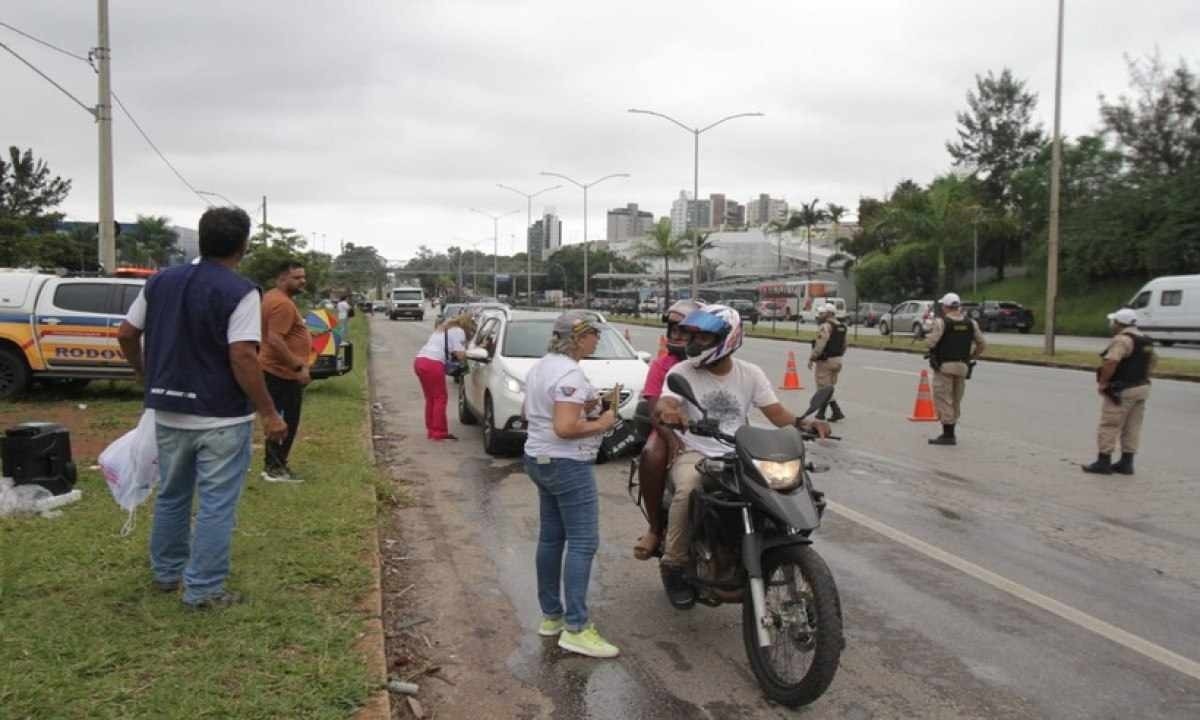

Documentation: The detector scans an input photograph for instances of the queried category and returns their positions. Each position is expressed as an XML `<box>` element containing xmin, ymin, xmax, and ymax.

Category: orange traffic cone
<box><xmin>779</xmin><ymin>351</ymin><xmax>804</xmax><ymax>390</ymax></box>
<box><xmin>908</xmin><ymin>369</ymin><xmax>938</xmax><ymax>422</ymax></box>
<box><xmin>656</xmin><ymin>335</ymin><xmax>668</xmax><ymax>359</ymax></box>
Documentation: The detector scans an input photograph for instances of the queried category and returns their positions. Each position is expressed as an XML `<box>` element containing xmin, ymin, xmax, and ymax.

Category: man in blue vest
<box><xmin>118</xmin><ymin>207</ymin><xmax>288</xmax><ymax>610</ymax></box>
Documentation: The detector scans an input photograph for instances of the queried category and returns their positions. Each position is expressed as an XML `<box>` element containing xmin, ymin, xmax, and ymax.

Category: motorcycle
<box><xmin>629</xmin><ymin>376</ymin><xmax>844</xmax><ymax>707</ymax></box>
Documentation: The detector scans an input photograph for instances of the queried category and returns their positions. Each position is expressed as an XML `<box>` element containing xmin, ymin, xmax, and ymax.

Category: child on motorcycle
<box><xmin>653</xmin><ymin>305</ymin><xmax>831</xmax><ymax>608</ymax></box>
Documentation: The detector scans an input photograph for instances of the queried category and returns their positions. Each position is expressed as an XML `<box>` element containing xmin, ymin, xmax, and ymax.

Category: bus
<box><xmin>756</xmin><ymin>280</ymin><xmax>838</xmax><ymax>321</ymax></box>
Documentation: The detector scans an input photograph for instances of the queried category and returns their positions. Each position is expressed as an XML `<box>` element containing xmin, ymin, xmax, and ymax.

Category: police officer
<box><xmin>924</xmin><ymin>292</ymin><xmax>986</xmax><ymax>445</ymax></box>
<box><xmin>1082</xmin><ymin>308</ymin><xmax>1155</xmax><ymax>475</ymax></box>
<box><xmin>808</xmin><ymin>303</ymin><xmax>847</xmax><ymax>421</ymax></box>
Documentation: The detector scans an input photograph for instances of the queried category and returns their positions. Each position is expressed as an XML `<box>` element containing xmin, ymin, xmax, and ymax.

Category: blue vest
<box><xmin>142</xmin><ymin>261</ymin><xmax>257</xmax><ymax>417</ymax></box>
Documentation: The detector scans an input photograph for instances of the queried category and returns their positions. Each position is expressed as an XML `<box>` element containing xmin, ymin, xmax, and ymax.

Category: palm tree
<box><xmin>872</xmin><ymin>174</ymin><xmax>976</xmax><ymax>294</ymax></box>
<box><xmin>634</xmin><ymin>218</ymin><xmax>689</xmax><ymax>306</ymax></box>
<box><xmin>766</xmin><ymin>216</ymin><xmax>797</xmax><ymax>271</ymax></box>
<box><xmin>685</xmin><ymin>229</ymin><xmax>717</xmax><ymax>288</ymax></box>
<box><xmin>794</xmin><ymin>198</ymin><xmax>829</xmax><ymax>279</ymax></box>
<box><xmin>825</xmin><ymin>202</ymin><xmax>847</xmax><ymax>244</ymax></box>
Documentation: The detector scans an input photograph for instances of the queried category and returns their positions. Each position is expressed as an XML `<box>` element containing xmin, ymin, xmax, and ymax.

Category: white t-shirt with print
<box><xmin>660</xmin><ymin>358</ymin><xmax>779</xmax><ymax>458</ymax></box>
<box><xmin>522</xmin><ymin>353</ymin><xmax>601</xmax><ymax>462</ymax></box>
<box><xmin>416</xmin><ymin>327</ymin><xmax>467</xmax><ymax>364</ymax></box>
<box><xmin>125</xmin><ymin>287</ymin><xmax>261</xmax><ymax>430</ymax></box>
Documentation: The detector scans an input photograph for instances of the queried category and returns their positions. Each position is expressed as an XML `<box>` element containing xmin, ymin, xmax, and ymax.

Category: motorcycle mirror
<box><xmin>802</xmin><ymin>386</ymin><xmax>835</xmax><ymax>419</ymax></box>
<box><xmin>666</xmin><ymin>373</ymin><xmax>702</xmax><ymax>412</ymax></box>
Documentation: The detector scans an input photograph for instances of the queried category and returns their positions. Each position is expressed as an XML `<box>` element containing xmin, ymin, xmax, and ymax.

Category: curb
<box><xmin>609</xmin><ymin>316</ymin><xmax>1199</xmax><ymax>383</ymax></box>
<box><xmin>354</xmin><ymin>318</ymin><xmax>390</xmax><ymax>720</ymax></box>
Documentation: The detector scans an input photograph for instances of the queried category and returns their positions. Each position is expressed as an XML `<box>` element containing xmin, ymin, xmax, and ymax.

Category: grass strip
<box><xmin>609</xmin><ymin>314</ymin><xmax>1200</xmax><ymax>381</ymax></box>
<box><xmin>0</xmin><ymin>317</ymin><xmax>380</xmax><ymax>719</ymax></box>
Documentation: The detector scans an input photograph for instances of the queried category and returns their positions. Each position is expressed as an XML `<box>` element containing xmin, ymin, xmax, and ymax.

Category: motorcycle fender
<box><xmin>740</xmin><ymin>477</ymin><xmax>822</xmax><ymax>532</ymax></box>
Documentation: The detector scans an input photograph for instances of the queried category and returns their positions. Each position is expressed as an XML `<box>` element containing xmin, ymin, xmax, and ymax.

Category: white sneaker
<box><xmin>261</xmin><ymin>469</ymin><xmax>302</xmax><ymax>484</ymax></box>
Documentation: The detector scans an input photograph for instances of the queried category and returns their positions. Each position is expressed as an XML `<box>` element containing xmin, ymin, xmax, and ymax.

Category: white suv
<box><xmin>457</xmin><ymin>310</ymin><xmax>651</xmax><ymax>456</ymax></box>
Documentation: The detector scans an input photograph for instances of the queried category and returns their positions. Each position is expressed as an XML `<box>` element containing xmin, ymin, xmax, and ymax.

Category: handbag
<box><xmin>595</xmin><ymin>398</ymin><xmax>651</xmax><ymax>464</ymax></box>
<box><xmin>443</xmin><ymin>328</ymin><xmax>467</xmax><ymax>378</ymax></box>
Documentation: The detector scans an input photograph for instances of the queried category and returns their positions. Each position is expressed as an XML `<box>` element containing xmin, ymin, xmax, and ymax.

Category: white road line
<box><xmin>827</xmin><ymin>499</ymin><xmax>1200</xmax><ymax>682</ymax></box>
<box><xmin>862</xmin><ymin>366</ymin><xmax>920</xmax><ymax>377</ymax></box>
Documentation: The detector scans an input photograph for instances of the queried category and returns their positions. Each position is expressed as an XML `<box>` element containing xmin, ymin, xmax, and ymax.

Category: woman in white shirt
<box><xmin>413</xmin><ymin>314</ymin><xmax>475</xmax><ymax>440</ymax></box>
<box><xmin>522</xmin><ymin>311</ymin><xmax>619</xmax><ymax>659</ymax></box>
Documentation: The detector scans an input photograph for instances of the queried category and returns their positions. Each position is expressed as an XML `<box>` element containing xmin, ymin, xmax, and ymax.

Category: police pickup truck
<box><xmin>0</xmin><ymin>271</ymin><xmax>147</xmax><ymax>399</ymax></box>
<box><xmin>0</xmin><ymin>270</ymin><xmax>353</xmax><ymax>399</ymax></box>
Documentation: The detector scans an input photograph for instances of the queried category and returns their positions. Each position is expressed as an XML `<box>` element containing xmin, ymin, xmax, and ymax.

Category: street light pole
<box><xmin>539</xmin><ymin>171</ymin><xmax>629</xmax><ymax>309</ymax></box>
<box><xmin>498</xmin><ymin>183</ymin><xmax>560</xmax><ymax>305</ymax></box>
<box><xmin>469</xmin><ymin>208</ymin><xmax>520</xmax><ymax>298</ymax></box>
<box><xmin>627</xmin><ymin>108</ymin><xmax>764</xmax><ymax>298</ymax></box>
<box><xmin>1044</xmin><ymin>0</ymin><xmax>1065</xmax><ymax>356</ymax></box>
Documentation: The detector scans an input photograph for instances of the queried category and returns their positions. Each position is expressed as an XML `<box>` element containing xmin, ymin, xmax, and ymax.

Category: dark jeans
<box><xmin>264</xmin><ymin>371</ymin><xmax>304</xmax><ymax>472</ymax></box>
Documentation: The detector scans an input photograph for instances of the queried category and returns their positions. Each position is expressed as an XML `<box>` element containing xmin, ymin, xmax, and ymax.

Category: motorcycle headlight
<box><xmin>504</xmin><ymin>374</ymin><xmax>524</xmax><ymax>394</ymax></box>
<box><xmin>751</xmin><ymin>459</ymin><xmax>803</xmax><ymax>491</ymax></box>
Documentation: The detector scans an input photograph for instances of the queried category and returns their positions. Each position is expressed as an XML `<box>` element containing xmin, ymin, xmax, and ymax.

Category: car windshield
<box><xmin>392</xmin><ymin>290</ymin><xmax>422</xmax><ymax>301</ymax></box>
<box><xmin>502</xmin><ymin>320</ymin><xmax>636</xmax><ymax>360</ymax></box>
<box><xmin>998</xmin><ymin>302</ymin><xmax>1022</xmax><ymax>309</ymax></box>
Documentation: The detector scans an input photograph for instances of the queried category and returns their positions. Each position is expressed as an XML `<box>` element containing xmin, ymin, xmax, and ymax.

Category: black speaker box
<box><xmin>2</xmin><ymin>423</ymin><xmax>77</xmax><ymax>495</ymax></box>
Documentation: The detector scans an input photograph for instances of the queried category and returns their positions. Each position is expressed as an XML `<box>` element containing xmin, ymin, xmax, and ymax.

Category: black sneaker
<box><xmin>184</xmin><ymin>590</ymin><xmax>246</xmax><ymax>611</ymax></box>
<box><xmin>660</xmin><ymin>564</ymin><xmax>695</xmax><ymax>610</ymax></box>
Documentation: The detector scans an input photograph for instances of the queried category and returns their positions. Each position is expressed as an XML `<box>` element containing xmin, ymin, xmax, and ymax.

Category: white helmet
<box><xmin>939</xmin><ymin>292</ymin><xmax>961</xmax><ymax>308</ymax></box>
<box><xmin>817</xmin><ymin>303</ymin><xmax>836</xmax><ymax>317</ymax></box>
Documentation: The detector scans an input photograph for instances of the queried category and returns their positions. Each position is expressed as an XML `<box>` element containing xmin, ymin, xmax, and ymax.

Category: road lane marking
<box><xmin>827</xmin><ymin>500</ymin><xmax>1200</xmax><ymax>682</ymax></box>
<box><xmin>863</xmin><ymin>366</ymin><xmax>921</xmax><ymax>377</ymax></box>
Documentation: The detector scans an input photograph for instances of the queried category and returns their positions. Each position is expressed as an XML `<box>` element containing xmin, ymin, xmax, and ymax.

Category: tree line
<box><xmin>845</xmin><ymin>54</ymin><xmax>1200</xmax><ymax>303</ymax></box>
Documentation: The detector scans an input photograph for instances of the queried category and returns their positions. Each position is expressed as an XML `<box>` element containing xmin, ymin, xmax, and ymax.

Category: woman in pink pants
<box><xmin>413</xmin><ymin>314</ymin><xmax>475</xmax><ymax>440</ymax></box>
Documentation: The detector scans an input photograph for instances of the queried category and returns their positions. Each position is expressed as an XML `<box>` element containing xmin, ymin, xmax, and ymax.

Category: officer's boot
<box><xmin>1112</xmin><ymin>453</ymin><xmax>1135</xmax><ymax>475</ymax></box>
<box><xmin>815</xmin><ymin>402</ymin><xmax>827</xmax><ymax>421</ymax></box>
<box><xmin>1081</xmin><ymin>453</ymin><xmax>1113</xmax><ymax>475</ymax></box>
<box><xmin>928</xmin><ymin>424</ymin><xmax>957</xmax><ymax>446</ymax></box>
<box><xmin>828</xmin><ymin>401</ymin><xmax>846</xmax><ymax>422</ymax></box>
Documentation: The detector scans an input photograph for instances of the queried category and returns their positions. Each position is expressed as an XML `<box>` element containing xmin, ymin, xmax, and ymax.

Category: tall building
<box><xmin>527</xmin><ymin>210</ymin><xmax>563</xmax><ymax>260</ymax></box>
<box><xmin>708</xmin><ymin>194</ymin><xmax>745</xmax><ymax>230</ymax></box>
<box><xmin>746</xmin><ymin>194</ymin><xmax>789</xmax><ymax>226</ymax></box>
<box><xmin>669</xmin><ymin>190</ymin><xmax>711</xmax><ymax>237</ymax></box>
<box><xmin>606</xmin><ymin>203</ymin><xmax>655</xmax><ymax>243</ymax></box>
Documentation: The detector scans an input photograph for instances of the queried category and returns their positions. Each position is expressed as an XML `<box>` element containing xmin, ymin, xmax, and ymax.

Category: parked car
<box><xmin>878</xmin><ymin>300</ymin><xmax>935</xmax><ymax>337</ymax></box>
<box><xmin>799</xmin><ymin>297</ymin><xmax>849</xmax><ymax>324</ymax></box>
<box><xmin>1126</xmin><ymin>275</ymin><xmax>1200</xmax><ymax>347</ymax></box>
<box><xmin>465</xmin><ymin>302</ymin><xmax>510</xmax><ymax>320</ymax></box>
<box><xmin>976</xmin><ymin>300</ymin><xmax>1034</xmax><ymax>333</ymax></box>
<box><xmin>728</xmin><ymin>299</ymin><xmax>760</xmax><ymax>325</ymax></box>
<box><xmin>757</xmin><ymin>300</ymin><xmax>789</xmax><ymax>321</ymax></box>
<box><xmin>849</xmin><ymin>302</ymin><xmax>893</xmax><ymax>327</ymax></box>
<box><xmin>457</xmin><ymin>311</ymin><xmax>649</xmax><ymax>456</ymax></box>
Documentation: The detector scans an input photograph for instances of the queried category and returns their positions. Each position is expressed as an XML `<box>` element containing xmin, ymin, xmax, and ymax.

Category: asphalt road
<box><xmin>372</xmin><ymin>314</ymin><xmax>1200</xmax><ymax>719</ymax></box>
<box><xmin>748</xmin><ymin>318</ymin><xmax>1199</xmax><ymax>359</ymax></box>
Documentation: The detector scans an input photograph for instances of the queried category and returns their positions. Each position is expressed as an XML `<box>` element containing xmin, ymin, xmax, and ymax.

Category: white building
<box><xmin>612</xmin><ymin>227</ymin><xmax>838</xmax><ymax>280</ymax></box>
<box><xmin>669</xmin><ymin>190</ymin><xmax>711</xmax><ymax>237</ymax></box>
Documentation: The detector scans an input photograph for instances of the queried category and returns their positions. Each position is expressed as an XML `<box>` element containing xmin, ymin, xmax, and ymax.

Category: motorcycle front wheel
<box><xmin>742</xmin><ymin>545</ymin><xmax>844</xmax><ymax>707</ymax></box>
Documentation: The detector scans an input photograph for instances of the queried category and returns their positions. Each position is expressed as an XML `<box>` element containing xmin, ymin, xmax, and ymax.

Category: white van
<box><xmin>1127</xmin><ymin>275</ymin><xmax>1200</xmax><ymax>346</ymax></box>
<box><xmin>388</xmin><ymin>286</ymin><xmax>425</xmax><ymax>321</ymax></box>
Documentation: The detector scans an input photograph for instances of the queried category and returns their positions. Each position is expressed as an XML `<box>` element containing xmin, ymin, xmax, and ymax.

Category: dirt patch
<box><xmin>1</xmin><ymin>382</ymin><xmax>142</xmax><ymax>462</ymax></box>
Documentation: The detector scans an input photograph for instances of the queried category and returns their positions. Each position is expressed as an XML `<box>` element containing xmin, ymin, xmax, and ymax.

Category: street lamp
<box><xmin>538</xmin><ymin>171</ymin><xmax>630</xmax><ymax>309</ymax></box>
<box><xmin>1044</xmin><ymin>0</ymin><xmax>1066</xmax><ymax>356</ymax></box>
<box><xmin>469</xmin><ymin>208</ymin><xmax>520</xmax><ymax>298</ymax></box>
<box><xmin>627</xmin><ymin>108</ymin><xmax>764</xmax><ymax>297</ymax></box>
<box><xmin>498</xmin><ymin>182</ymin><xmax>561</xmax><ymax>304</ymax></box>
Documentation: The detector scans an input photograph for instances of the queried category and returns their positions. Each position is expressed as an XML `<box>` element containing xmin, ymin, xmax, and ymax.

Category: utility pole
<box><xmin>1045</xmin><ymin>0</ymin><xmax>1065</xmax><ymax>355</ymax></box>
<box><xmin>96</xmin><ymin>0</ymin><xmax>116</xmax><ymax>273</ymax></box>
<box><xmin>539</xmin><ymin>171</ymin><xmax>629</xmax><ymax>309</ymax></box>
<box><xmin>262</xmin><ymin>195</ymin><xmax>268</xmax><ymax>233</ymax></box>
<box><xmin>499</xmin><ymin>183</ymin><xmax>560</xmax><ymax>305</ymax></box>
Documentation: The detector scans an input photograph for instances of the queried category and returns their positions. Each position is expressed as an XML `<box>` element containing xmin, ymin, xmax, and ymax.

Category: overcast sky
<box><xmin>4</xmin><ymin>1</ymin><xmax>1197</xmax><ymax>262</ymax></box>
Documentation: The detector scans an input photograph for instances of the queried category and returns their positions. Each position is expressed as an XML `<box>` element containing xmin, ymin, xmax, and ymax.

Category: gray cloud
<box><xmin>3</xmin><ymin>0</ymin><xmax>1197</xmax><ymax>262</ymax></box>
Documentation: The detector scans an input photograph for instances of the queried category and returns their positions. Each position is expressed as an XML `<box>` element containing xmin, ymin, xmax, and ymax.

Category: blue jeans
<box><xmin>523</xmin><ymin>455</ymin><xmax>599</xmax><ymax>632</ymax></box>
<box><xmin>150</xmin><ymin>421</ymin><xmax>252</xmax><ymax>605</ymax></box>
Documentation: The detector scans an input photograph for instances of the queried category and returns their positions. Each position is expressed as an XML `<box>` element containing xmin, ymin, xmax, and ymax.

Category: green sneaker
<box><xmin>537</xmin><ymin>617</ymin><xmax>565</xmax><ymax>637</ymax></box>
<box><xmin>558</xmin><ymin>624</ymin><xmax>619</xmax><ymax>658</ymax></box>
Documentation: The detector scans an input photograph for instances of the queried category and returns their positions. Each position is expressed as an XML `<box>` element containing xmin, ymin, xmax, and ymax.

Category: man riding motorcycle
<box><xmin>633</xmin><ymin>299</ymin><xmax>702</xmax><ymax>561</ymax></box>
<box><xmin>653</xmin><ymin>304</ymin><xmax>831</xmax><ymax>608</ymax></box>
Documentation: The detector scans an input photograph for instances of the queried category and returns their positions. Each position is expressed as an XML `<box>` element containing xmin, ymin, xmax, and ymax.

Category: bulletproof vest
<box><xmin>935</xmin><ymin>319</ymin><xmax>974</xmax><ymax>362</ymax></box>
<box><xmin>1106</xmin><ymin>333</ymin><xmax>1153</xmax><ymax>385</ymax></box>
<box><xmin>820</xmin><ymin>321</ymin><xmax>847</xmax><ymax>358</ymax></box>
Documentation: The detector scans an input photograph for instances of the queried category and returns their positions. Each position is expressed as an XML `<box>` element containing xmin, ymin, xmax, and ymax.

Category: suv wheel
<box><xmin>458</xmin><ymin>384</ymin><xmax>477</xmax><ymax>425</ymax></box>
<box><xmin>482</xmin><ymin>395</ymin><xmax>505</xmax><ymax>456</ymax></box>
<box><xmin>878</xmin><ymin>321</ymin><xmax>889</xmax><ymax>336</ymax></box>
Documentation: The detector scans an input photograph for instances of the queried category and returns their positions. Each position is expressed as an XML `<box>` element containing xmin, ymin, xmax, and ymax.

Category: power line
<box><xmin>0</xmin><ymin>38</ymin><xmax>94</xmax><ymax>116</ymax></box>
<box><xmin>1</xmin><ymin>21</ymin><xmax>209</xmax><ymax>207</ymax></box>
<box><xmin>0</xmin><ymin>21</ymin><xmax>89</xmax><ymax>62</ymax></box>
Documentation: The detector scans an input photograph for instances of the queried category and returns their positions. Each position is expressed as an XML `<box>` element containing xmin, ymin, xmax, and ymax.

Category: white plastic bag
<box><xmin>0</xmin><ymin>478</ymin><xmax>80</xmax><ymax>519</ymax></box>
<box><xmin>99</xmin><ymin>410</ymin><xmax>159</xmax><ymax>534</ymax></box>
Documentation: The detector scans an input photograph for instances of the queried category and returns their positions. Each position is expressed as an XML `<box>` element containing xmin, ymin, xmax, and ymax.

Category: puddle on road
<box><xmin>455</xmin><ymin>455</ymin><xmax>703</xmax><ymax>720</ymax></box>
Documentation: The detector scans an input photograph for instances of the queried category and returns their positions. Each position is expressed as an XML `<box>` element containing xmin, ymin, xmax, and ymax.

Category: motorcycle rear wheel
<box><xmin>742</xmin><ymin>545</ymin><xmax>844</xmax><ymax>707</ymax></box>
